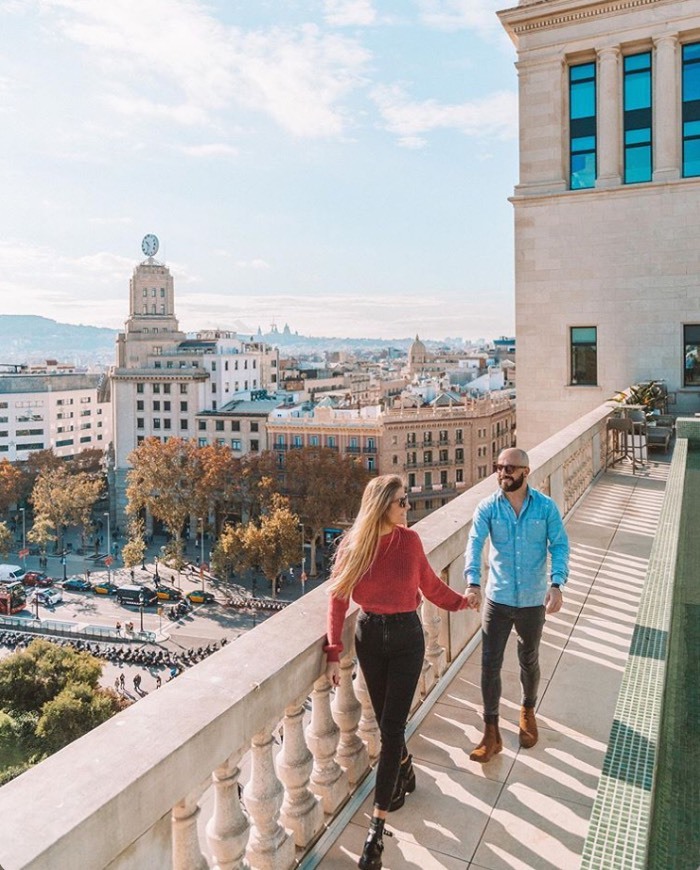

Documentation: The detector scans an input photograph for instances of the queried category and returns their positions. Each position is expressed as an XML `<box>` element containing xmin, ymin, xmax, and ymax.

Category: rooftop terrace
<box><xmin>0</xmin><ymin>403</ymin><xmax>694</xmax><ymax>870</ymax></box>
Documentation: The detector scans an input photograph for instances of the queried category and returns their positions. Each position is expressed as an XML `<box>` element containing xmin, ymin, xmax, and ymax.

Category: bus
<box><xmin>0</xmin><ymin>581</ymin><xmax>28</xmax><ymax>615</ymax></box>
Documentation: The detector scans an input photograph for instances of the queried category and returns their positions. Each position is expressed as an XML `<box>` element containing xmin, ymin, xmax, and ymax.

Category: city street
<box><xmin>1</xmin><ymin>522</ymin><xmax>329</xmax><ymax>696</ymax></box>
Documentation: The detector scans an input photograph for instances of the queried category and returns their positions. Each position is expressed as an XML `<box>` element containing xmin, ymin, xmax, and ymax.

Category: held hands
<box><xmin>545</xmin><ymin>586</ymin><xmax>563</xmax><ymax>614</ymax></box>
<box><xmin>464</xmin><ymin>588</ymin><xmax>481</xmax><ymax>611</ymax></box>
<box><xmin>326</xmin><ymin>661</ymin><xmax>341</xmax><ymax>687</ymax></box>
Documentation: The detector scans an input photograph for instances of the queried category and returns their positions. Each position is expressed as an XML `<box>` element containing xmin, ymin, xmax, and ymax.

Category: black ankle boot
<box><xmin>388</xmin><ymin>754</ymin><xmax>416</xmax><ymax>812</ymax></box>
<box><xmin>358</xmin><ymin>817</ymin><xmax>385</xmax><ymax>870</ymax></box>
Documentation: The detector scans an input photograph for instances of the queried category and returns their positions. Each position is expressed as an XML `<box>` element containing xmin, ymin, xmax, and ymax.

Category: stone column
<box><xmin>596</xmin><ymin>47</ymin><xmax>622</xmax><ymax>187</ymax></box>
<box><xmin>653</xmin><ymin>34</ymin><xmax>680</xmax><ymax>181</ymax></box>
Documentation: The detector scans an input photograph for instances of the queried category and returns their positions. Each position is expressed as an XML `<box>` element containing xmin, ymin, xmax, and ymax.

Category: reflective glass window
<box><xmin>623</xmin><ymin>52</ymin><xmax>651</xmax><ymax>183</ymax></box>
<box><xmin>683</xmin><ymin>43</ymin><xmax>700</xmax><ymax>176</ymax></box>
<box><xmin>569</xmin><ymin>62</ymin><xmax>596</xmax><ymax>189</ymax></box>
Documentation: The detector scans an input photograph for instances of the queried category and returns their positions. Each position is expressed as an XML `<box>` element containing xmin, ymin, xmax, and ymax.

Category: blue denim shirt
<box><xmin>464</xmin><ymin>486</ymin><xmax>569</xmax><ymax>607</ymax></box>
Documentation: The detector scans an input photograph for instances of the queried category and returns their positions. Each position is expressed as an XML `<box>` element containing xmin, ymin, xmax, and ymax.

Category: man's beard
<box><xmin>500</xmin><ymin>474</ymin><xmax>526</xmax><ymax>493</ymax></box>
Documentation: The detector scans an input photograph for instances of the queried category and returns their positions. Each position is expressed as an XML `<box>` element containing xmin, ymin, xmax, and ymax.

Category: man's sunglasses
<box><xmin>392</xmin><ymin>496</ymin><xmax>408</xmax><ymax>508</ymax></box>
<box><xmin>493</xmin><ymin>464</ymin><xmax>526</xmax><ymax>475</ymax></box>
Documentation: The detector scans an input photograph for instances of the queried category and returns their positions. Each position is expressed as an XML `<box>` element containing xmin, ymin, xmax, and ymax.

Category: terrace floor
<box><xmin>313</xmin><ymin>455</ymin><xmax>671</xmax><ymax>869</ymax></box>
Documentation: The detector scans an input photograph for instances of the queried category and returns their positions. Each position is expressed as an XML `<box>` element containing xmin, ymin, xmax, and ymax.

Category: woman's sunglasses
<box><xmin>392</xmin><ymin>496</ymin><xmax>408</xmax><ymax>508</ymax></box>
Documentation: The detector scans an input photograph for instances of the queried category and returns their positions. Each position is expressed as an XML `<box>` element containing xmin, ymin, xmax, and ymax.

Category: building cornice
<box><xmin>498</xmin><ymin>0</ymin><xmax>670</xmax><ymax>39</ymax></box>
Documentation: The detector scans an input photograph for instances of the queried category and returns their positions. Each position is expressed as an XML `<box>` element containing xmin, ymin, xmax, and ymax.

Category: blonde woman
<box><xmin>324</xmin><ymin>474</ymin><xmax>475</xmax><ymax>870</ymax></box>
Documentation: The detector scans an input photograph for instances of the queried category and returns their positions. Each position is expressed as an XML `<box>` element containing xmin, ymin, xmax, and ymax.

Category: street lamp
<box><xmin>104</xmin><ymin>512</ymin><xmax>111</xmax><ymax>557</ymax></box>
<box><xmin>19</xmin><ymin>507</ymin><xmax>26</xmax><ymax>552</ymax></box>
<box><xmin>199</xmin><ymin>517</ymin><xmax>205</xmax><ymax>592</ymax></box>
<box><xmin>139</xmin><ymin>591</ymin><xmax>145</xmax><ymax>634</ymax></box>
<box><xmin>154</xmin><ymin>555</ymin><xmax>160</xmax><ymax>582</ymax></box>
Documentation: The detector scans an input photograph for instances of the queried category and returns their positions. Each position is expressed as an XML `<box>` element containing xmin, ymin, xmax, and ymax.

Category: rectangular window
<box><xmin>310</xmin><ymin>435</ymin><xmax>319</xmax><ymax>446</ymax></box>
<box><xmin>232</xmin><ymin>439</ymin><xmax>242</xmax><ymax>451</ymax></box>
<box><xmin>153</xmin><ymin>419</ymin><xmax>161</xmax><ymax>429</ymax></box>
<box><xmin>570</xmin><ymin>326</ymin><xmax>598</xmax><ymax>385</ymax></box>
<box><xmin>624</xmin><ymin>52</ymin><xmax>652</xmax><ymax>183</ymax></box>
<box><xmin>251</xmin><ymin>422</ymin><xmax>259</xmax><ymax>432</ymax></box>
<box><xmin>684</xmin><ymin>324</ymin><xmax>700</xmax><ymax>386</ymax></box>
<box><xmin>231</xmin><ymin>421</ymin><xmax>240</xmax><ymax>431</ymax></box>
<box><xmin>180</xmin><ymin>401</ymin><xmax>188</xmax><ymax>412</ymax></box>
<box><xmin>137</xmin><ymin>384</ymin><xmax>144</xmax><ymax>394</ymax></box>
<box><xmin>180</xmin><ymin>419</ymin><xmax>188</xmax><ymax>430</ymax></box>
<box><xmin>570</xmin><ymin>61</ymin><xmax>596</xmax><ymax>189</ymax></box>
<box><xmin>198</xmin><ymin>421</ymin><xmax>206</xmax><ymax>431</ymax></box>
<box><xmin>153</xmin><ymin>401</ymin><xmax>160</xmax><ymax>411</ymax></box>
<box><xmin>136</xmin><ymin>418</ymin><xmax>144</xmax><ymax>429</ymax></box>
<box><xmin>456</xmin><ymin>468</ymin><xmax>464</xmax><ymax>483</ymax></box>
<box><xmin>455</xmin><ymin>448</ymin><xmax>464</xmax><ymax>463</ymax></box>
<box><xmin>136</xmin><ymin>400</ymin><xmax>144</xmax><ymax>411</ymax></box>
<box><xmin>180</xmin><ymin>384</ymin><xmax>187</xmax><ymax>394</ymax></box>
<box><xmin>250</xmin><ymin>439</ymin><xmax>259</xmax><ymax>451</ymax></box>
<box><xmin>216</xmin><ymin>420</ymin><xmax>224</xmax><ymax>431</ymax></box>
<box><xmin>683</xmin><ymin>43</ymin><xmax>700</xmax><ymax>177</ymax></box>
<box><xmin>163</xmin><ymin>419</ymin><xmax>172</xmax><ymax>430</ymax></box>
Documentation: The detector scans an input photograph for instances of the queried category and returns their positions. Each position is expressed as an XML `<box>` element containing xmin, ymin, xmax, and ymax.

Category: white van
<box><xmin>0</xmin><ymin>564</ymin><xmax>26</xmax><ymax>583</ymax></box>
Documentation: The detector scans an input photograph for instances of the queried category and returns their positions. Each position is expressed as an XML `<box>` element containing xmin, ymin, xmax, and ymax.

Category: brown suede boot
<box><xmin>519</xmin><ymin>706</ymin><xmax>538</xmax><ymax>748</ymax></box>
<box><xmin>469</xmin><ymin>722</ymin><xmax>503</xmax><ymax>763</ymax></box>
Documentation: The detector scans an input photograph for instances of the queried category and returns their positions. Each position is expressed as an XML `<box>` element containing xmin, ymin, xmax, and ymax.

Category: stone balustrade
<box><xmin>0</xmin><ymin>401</ymin><xmax>613</xmax><ymax>870</ymax></box>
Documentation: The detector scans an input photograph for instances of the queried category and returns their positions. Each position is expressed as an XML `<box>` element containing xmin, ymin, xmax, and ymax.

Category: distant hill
<box><xmin>0</xmin><ymin>315</ymin><xmax>451</xmax><ymax>366</ymax></box>
<box><xmin>0</xmin><ymin>316</ymin><xmax>118</xmax><ymax>366</ymax></box>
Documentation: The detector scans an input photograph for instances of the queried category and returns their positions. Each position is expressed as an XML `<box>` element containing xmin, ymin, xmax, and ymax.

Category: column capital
<box><xmin>653</xmin><ymin>33</ymin><xmax>679</xmax><ymax>49</ymax></box>
<box><xmin>597</xmin><ymin>45</ymin><xmax>621</xmax><ymax>61</ymax></box>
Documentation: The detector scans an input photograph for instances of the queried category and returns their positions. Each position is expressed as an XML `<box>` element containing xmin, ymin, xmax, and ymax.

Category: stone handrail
<box><xmin>0</xmin><ymin>401</ymin><xmax>613</xmax><ymax>870</ymax></box>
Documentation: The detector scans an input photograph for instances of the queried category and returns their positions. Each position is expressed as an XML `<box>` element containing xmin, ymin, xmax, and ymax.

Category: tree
<box><xmin>0</xmin><ymin>640</ymin><xmax>123</xmax><ymax>779</ymax></box>
<box><xmin>36</xmin><ymin>683</ymin><xmax>116</xmax><ymax>754</ymax></box>
<box><xmin>283</xmin><ymin>447</ymin><xmax>370</xmax><ymax>576</ymax></box>
<box><xmin>0</xmin><ymin>459</ymin><xmax>22</xmax><ymax>517</ymax></box>
<box><xmin>30</xmin><ymin>465</ymin><xmax>103</xmax><ymax>553</ymax></box>
<box><xmin>192</xmin><ymin>443</ymin><xmax>243</xmax><ymax>535</ymax></box>
<box><xmin>211</xmin><ymin>522</ymin><xmax>248</xmax><ymax>584</ymax></box>
<box><xmin>0</xmin><ymin>523</ymin><xmax>12</xmax><ymax>558</ymax></box>
<box><xmin>0</xmin><ymin>639</ymin><xmax>102</xmax><ymax>714</ymax></box>
<box><xmin>121</xmin><ymin>515</ymin><xmax>147</xmax><ymax>569</ymax></box>
<box><xmin>239</xmin><ymin>452</ymin><xmax>279</xmax><ymax>520</ymax></box>
<box><xmin>213</xmin><ymin>494</ymin><xmax>301</xmax><ymax>597</ymax></box>
<box><xmin>126</xmin><ymin>437</ymin><xmax>200</xmax><ymax>564</ymax></box>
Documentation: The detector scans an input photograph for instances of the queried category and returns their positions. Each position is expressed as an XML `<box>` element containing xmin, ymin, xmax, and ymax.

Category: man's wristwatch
<box><xmin>551</xmin><ymin>583</ymin><xmax>561</xmax><ymax>591</ymax></box>
<box><xmin>468</xmin><ymin>584</ymin><xmax>481</xmax><ymax>591</ymax></box>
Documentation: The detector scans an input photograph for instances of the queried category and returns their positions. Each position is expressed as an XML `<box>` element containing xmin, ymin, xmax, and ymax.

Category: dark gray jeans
<box><xmin>355</xmin><ymin>610</ymin><xmax>425</xmax><ymax>811</ymax></box>
<box><xmin>481</xmin><ymin>598</ymin><xmax>545</xmax><ymax>722</ymax></box>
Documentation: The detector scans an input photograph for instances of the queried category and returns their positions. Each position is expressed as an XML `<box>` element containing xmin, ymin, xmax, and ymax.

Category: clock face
<box><xmin>141</xmin><ymin>234</ymin><xmax>159</xmax><ymax>257</ymax></box>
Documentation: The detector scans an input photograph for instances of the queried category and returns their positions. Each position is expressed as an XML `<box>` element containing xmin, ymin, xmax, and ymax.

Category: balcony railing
<box><xmin>0</xmin><ymin>401</ymin><xmax>614</xmax><ymax>870</ymax></box>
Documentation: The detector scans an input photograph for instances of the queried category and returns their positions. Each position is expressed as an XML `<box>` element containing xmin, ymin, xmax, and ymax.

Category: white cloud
<box><xmin>33</xmin><ymin>1</ymin><xmax>371</xmax><ymax>139</ymax></box>
<box><xmin>234</xmin><ymin>259</ymin><xmax>272</xmax><ymax>271</ymax></box>
<box><xmin>417</xmin><ymin>0</ymin><xmax>503</xmax><ymax>37</ymax></box>
<box><xmin>323</xmin><ymin>0</ymin><xmax>378</xmax><ymax>27</ymax></box>
<box><xmin>372</xmin><ymin>84</ymin><xmax>517</xmax><ymax>143</ymax></box>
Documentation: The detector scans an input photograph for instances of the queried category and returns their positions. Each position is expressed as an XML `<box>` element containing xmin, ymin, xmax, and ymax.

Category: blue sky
<box><xmin>0</xmin><ymin>0</ymin><xmax>518</xmax><ymax>341</ymax></box>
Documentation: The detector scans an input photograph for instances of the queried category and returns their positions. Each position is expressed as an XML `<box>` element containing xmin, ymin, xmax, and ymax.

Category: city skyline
<box><xmin>0</xmin><ymin>1</ymin><xmax>518</xmax><ymax>340</ymax></box>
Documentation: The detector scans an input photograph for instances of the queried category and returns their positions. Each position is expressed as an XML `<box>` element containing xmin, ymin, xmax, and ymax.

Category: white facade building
<box><xmin>0</xmin><ymin>368</ymin><xmax>110</xmax><ymax>461</ymax></box>
<box><xmin>499</xmin><ymin>0</ymin><xmax>700</xmax><ymax>448</ymax></box>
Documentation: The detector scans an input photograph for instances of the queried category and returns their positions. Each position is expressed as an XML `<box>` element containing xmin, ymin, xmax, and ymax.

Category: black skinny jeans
<box><xmin>481</xmin><ymin>598</ymin><xmax>545</xmax><ymax>722</ymax></box>
<box><xmin>355</xmin><ymin>610</ymin><xmax>425</xmax><ymax>811</ymax></box>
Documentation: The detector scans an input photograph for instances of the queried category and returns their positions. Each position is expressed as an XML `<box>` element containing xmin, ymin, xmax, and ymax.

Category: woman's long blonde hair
<box><xmin>329</xmin><ymin>474</ymin><xmax>405</xmax><ymax>600</ymax></box>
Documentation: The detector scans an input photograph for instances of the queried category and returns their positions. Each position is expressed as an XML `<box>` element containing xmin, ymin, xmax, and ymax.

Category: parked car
<box><xmin>60</xmin><ymin>576</ymin><xmax>93</xmax><ymax>592</ymax></box>
<box><xmin>154</xmin><ymin>586</ymin><xmax>182</xmax><ymax>601</ymax></box>
<box><xmin>93</xmin><ymin>581</ymin><xmax>119</xmax><ymax>595</ymax></box>
<box><xmin>116</xmin><ymin>585</ymin><xmax>158</xmax><ymax>607</ymax></box>
<box><xmin>186</xmin><ymin>590</ymin><xmax>216</xmax><ymax>604</ymax></box>
<box><xmin>35</xmin><ymin>587</ymin><xmax>63</xmax><ymax>607</ymax></box>
<box><xmin>21</xmin><ymin>571</ymin><xmax>54</xmax><ymax>587</ymax></box>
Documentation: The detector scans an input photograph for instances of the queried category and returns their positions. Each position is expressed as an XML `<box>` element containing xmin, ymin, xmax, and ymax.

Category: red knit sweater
<box><xmin>324</xmin><ymin>525</ymin><xmax>468</xmax><ymax>662</ymax></box>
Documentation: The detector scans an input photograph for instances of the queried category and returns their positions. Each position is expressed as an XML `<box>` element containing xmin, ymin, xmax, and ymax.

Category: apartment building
<box><xmin>266</xmin><ymin>395</ymin><xmax>515</xmax><ymax>521</ymax></box>
<box><xmin>499</xmin><ymin>0</ymin><xmax>700</xmax><ymax>448</ymax></box>
<box><xmin>0</xmin><ymin>368</ymin><xmax>110</xmax><ymax>461</ymax></box>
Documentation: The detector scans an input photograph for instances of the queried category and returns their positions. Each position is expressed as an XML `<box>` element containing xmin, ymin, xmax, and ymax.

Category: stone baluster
<box><xmin>276</xmin><ymin>703</ymin><xmax>324</xmax><ymax>848</ymax></box>
<box><xmin>331</xmin><ymin>655</ymin><xmax>369</xmax><ymax>785</ymax></box>
<box><xmin>353</xmin><ymin>665</ymin><xmax>380</xmax><ymax>765</ymax></box>
<box><xmin>244</xmin><ymin>730</ymin><xmax>295</xmax><ymax>870</ymax></box>
<box><xmin>306</xmin><ymin>675</ymin><xmax>348</xmax><ymax>813</ymax></box>
<box><xmin>172</xmin><ymin>782</ymin><xmax>209</xmax><ymax>870</ymax></box>
<box><xmin>206</xmin><ymin>755</ymin><xmax>249</xmax><ymax>870</ymax></box>
<box><xmin>422</xmin><ymin>598</ymin><xmax>446</xmax><ymax>692</ymax></box>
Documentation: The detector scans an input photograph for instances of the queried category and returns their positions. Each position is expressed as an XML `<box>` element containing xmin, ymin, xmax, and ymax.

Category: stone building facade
<box><xmin>499</xmin><ymin>0</ymin><xmax>700</xmax><ymax>448</ymax></box>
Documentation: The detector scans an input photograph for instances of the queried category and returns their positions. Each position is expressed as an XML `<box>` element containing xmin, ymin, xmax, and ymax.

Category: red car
<box><xmin>21</xmin><ymin>571</ymin><xmax>54</xmax><ymax>588</ymax></box>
